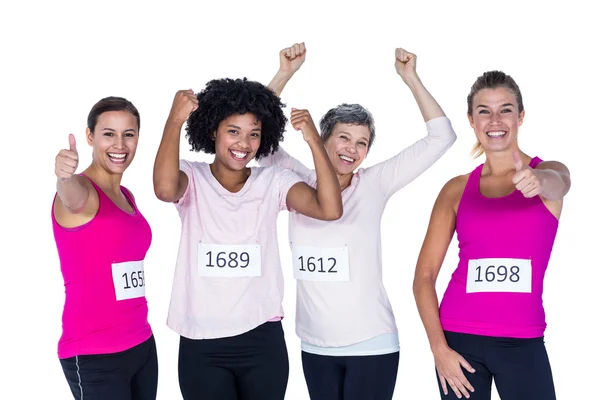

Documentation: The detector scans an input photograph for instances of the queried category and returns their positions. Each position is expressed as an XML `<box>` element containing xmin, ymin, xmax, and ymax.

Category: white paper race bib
<box><xmin>467</xmin><ymin>258</ymin><xmax>532</xmax><ymax>293</ymax></box>
<box><xmin>291</xmin><ymin>245</ymin><xmax>349</xmax><ymax>282</ymax></box>
<box><xmin>112</xmin><ymin>260</ymin><xmax>146</xmax><ymax>301</ymax></box>
<box><xmin>197</xmin><ymin>243</ymin><xmax>261</xmax><ymax>277</ymax></box>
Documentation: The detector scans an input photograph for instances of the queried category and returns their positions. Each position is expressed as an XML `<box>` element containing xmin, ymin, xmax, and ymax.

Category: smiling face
<box><xmin>213</xmin><ymin>113</ymin><xmax>262</xmax><ymax>171</ymax></box>
<box><xmin>468</xmin><ymin>87</ymin><xmax>524</xmax><ymax>155</ymax></box>
<box><xmin>87</xmin><ymin>110</ymin><xmax>139</xmax><ymax>174</ymax></box>
<box><xmin>323</xmin><ymin>123</ymin><xmax>370</xmax><ymax>175</ymax></box>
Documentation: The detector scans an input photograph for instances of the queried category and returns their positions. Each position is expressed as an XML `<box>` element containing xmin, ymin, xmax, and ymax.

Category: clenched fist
<box><xmin>290</xmin><ymin>108</ymin><xmax>320</xmax><ymax>143</ymax></box>
<box><xmin>395</xmin><ymin>48</ymin><xmax>418</xmax><ymax>84</ymax></box>
<box><xmin>168</xmin><ymin>89</ymin><xmax>199</xmax><ymax>124</ymax></box>
<box><xmin>55</xmin><ymin>134</ymin><xmax>79</xmax><ymax>180</ymax></box>
<box><xmin>279</xmin><ymin>42</ymin><xmax>306</xmax><ymax>75</ymax></box>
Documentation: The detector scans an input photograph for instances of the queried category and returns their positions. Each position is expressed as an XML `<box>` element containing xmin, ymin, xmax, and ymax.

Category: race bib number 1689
<box><xmin>197</xmin><ymin>243</ymin><xmax>261</xmax><ymax>277</ymax></box>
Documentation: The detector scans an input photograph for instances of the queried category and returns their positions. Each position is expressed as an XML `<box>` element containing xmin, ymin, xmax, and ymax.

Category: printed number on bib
<box><xmin>112</xmin><ymin>260</ymin><xmax>145</xmax><ymax>301</ymax></box>
<box><xmin>292</xmin><ymin>245</ymin><xmax>349</xmax><ymax>282</ymax></box>
<box><xmin>467</xmin><ymin>258</ymin><xmax>532</xmax><ymax>293</ymax></box>
<box><xmin>198</xmin><ymin>243</ymin><xmax>261</xmax><ymax>277</ymax></box>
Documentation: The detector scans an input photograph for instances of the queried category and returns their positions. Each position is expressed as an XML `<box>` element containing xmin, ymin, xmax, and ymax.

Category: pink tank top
<box><xmin>52</xmin><ymin>176</ymin><xmax>153</xmax><ymax>358</ymax></box>
<box><xmin>439</xmin><ymin>157</ymin><xmax>559</xmax><ymax>338</ymax></box>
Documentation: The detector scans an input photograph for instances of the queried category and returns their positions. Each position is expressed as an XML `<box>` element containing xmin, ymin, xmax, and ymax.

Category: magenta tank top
<box><xmin>439</xmin><ymin>157</ymin><xmax>559</xmax><ymax>338</ymax></box>
<box><xmin>52</xmin><ymin>176</ymin><xmax>153</xmax><ymax>358</ymax></box>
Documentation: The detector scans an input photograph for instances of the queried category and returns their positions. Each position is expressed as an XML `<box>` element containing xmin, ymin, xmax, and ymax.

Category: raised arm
<box><xmin>261</xmin><ymin>42</ymin><xmax>312</xmax><ymax>178</ymax></box>
<box><xmin>395</xmin><ymin>48</ymin><xmax>446</xmax><ymax>122</ymax></box>
<box><xmin>153</xmin><ymin>90</ymin><xmax>198</xmax><ymax>203</ymax></box>
<box><xmin>53</xmin><ymin>133</ymin><xmax>99</xmax><ymax>227</ymax></box>
<box><xmin>267</xmin><ymin>42</ymin><xmax>306</xmax><ymax>97</ymax></box>
<box><xmin>55</xmin><ymin>134</ymin><xmax>89</xmax><ymax>212</ymax></box>
<box><xmin>285</xmin><ymin>109</ymin><xmax>342</xmax><ymax>221</ymax></box>
<box><xmin>413</xmin><ymin>176</ymin><xmax>475</xmax><ymax>399</ymax></box>
<box><xmin>363</xmin><ymin>48</ymin><xmax>457</xmax><ymax>198</ymax></box>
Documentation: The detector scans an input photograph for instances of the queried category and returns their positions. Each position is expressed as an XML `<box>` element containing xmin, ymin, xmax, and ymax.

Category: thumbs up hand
<box><xmin>512</xmin><ymin>151</ymin><xmax>541</xmax><ymax>198</ymax></box>
<box><xmin>55</xmin><ymin>133</ymin><xmax>79</xmax><ymax>180</ymax></box>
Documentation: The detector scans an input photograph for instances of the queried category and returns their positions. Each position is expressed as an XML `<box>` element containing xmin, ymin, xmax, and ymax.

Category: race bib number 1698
<box><xmin>467</xmin><ymin>258</ymin><xmax>532</xmax><ymax>293</ymax></box>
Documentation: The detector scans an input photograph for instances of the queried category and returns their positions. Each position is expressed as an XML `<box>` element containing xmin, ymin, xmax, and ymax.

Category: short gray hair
<box><xmin>319</xmin><ymin>103</ymin><xmax>376</xmax><ymax>150</ymax></box>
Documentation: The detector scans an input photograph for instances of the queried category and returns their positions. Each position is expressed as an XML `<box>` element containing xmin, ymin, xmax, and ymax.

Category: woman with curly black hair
<box><xmin>153</xmin><ymin>77</ymin><xmax>342</xmax><ymax>400</ymax></box>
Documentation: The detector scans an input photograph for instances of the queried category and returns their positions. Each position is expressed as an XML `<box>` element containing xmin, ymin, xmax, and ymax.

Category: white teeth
<box><xmin>340</xmin><ymin>155</ymin><xmax>355</xmax><ymax>162</ymax></box>
<box><xmin>231</xmin><ymin>150</ymin><xmax>248</xmax><ymax>159</ymax></box>
<box><xmin>487</xmin><ymin>131</ymin><xmax>506</xmax><ymax>137</ymax></box>
<box><xmin>108</xmin><ymin>153</ymin><xmax>126</xmax><ymax>159</ymax></box>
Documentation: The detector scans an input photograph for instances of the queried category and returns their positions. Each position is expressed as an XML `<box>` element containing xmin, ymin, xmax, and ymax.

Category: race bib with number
<box><xmin>197</xmin><ymin>243</ymin><xmax>261</xmax><ymax>277</ymax></box>
<box><xmin>466</xmin><ymin>258</ymin><xmax>532</xmax><ymax>293</ymax></box>
<box><xmin>112</xmin><ymin>260</ymin><xmax>146</xmax><ymax>301</ymax></box>
<box><xmin>291</xmin><ymin>245</ymin><xmax>349</xmax><ymax>282</ymax></box>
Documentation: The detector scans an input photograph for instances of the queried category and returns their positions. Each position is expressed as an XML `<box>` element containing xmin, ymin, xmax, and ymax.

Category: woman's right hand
<box><xmin>55</xmin><ymin>134</ymin><xmax>78</xmax><ymax>180</ymax></box>
<box><xmin>434</xmin><ymin>346</ymin><xmax>476</xmax><ymax>399</ymax></box>
<box><xmin>394</xmin><ymin>48</ymin><xmax>419</xmax><ymax>85</ymax></box>
<box><xmin>167</xmin><ymin>89</ymin><xmax>199</xmax><ymax>125</ymax></box>
<box><xmin>278</xmin><ymin>42</ymin><xmax>306</xmax><ymax>75</ymax></box>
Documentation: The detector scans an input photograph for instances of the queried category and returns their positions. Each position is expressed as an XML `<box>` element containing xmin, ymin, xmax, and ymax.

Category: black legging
<box><xmin>301</xmin><ymin>351</ymin><xmax>399</xmax><ymax>400</ymax></box>
<box><xmin>178</xmin><ymin>321</ymin><xmax>289</xmax><ymax>400</ymax></box>
<box><xmin>437</xmin><ymin>331</ymin><xmax>556</xmax><ymax>400</ymax></box>
<box><xmin>59</xmin><ymin>335</ymin><xmax>158</xmax><ymax>400</ymax></box>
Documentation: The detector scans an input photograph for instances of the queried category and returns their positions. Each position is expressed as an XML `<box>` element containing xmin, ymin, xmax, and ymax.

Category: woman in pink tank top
<box><xmin>413</xmin><ymin>71</ymin><xmax>571</xmax><ymax>400</ymax></box>
<box><xmin>52</xmin><ymin>97</ymin><xmax>157</xmax><ymax>400</ymax></box>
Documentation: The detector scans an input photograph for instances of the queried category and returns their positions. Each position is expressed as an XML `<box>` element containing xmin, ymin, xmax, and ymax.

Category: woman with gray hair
<box><xmin>262</xmin><ymin>43</ymin><xmax>457</xmax><ymax>399</ymax></box>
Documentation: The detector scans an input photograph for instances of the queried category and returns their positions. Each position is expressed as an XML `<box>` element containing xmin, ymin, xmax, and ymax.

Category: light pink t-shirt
<box><xmin>167</xmin><ymin>160</ymin><xmax>302</xmax><ymax>339</ymax></box>
<box><xmin>261</xmin><ymin>116</ymin><xmax>457</xmax><ymax>347</ymax></box>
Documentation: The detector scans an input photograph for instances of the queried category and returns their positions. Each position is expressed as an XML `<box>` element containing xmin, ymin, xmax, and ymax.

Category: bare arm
<box><xmin>396</xmin><ymin>48</ymin><xmax>446</xmax><ymax>122</ymax></box>
<box><xmin>285</xmin><ymin>109</ymin><xmax>342</xmax><ymax>221</ymax></box>
<box><xmin>513</xmin><ymin>154</ymin><xmax>571</xmax><ymax>219</ymax></box>
<box><xmin>413</xmin><ymin>178</ymin><xmax>459</xmax><ymax>353</ymax></box>
<box><xmin>268</xmin><ymin>71</ymin><xmax>294</xmax><ymax>98</ymax></box>
<box><xmin>56</xmin><ymin>176</ymin><xmax>90</xmax><ymax>213</ymax></box>
<box><xmin>363</xmin><ymin>49</ymin><xmax>456</xmax><ymax>198</ymax></box>
<box><xmin>536</xmin><ymin>161</ymin><xmax>571</xmax><ymax>202</ymax></box>
<box><xmin>262</xmin><ymin>43</ymin><xmax>313</xmax><ymax>177</ymax></box>
<box><xmin>413</xmin><ymin>175</ymin><xmax>476</xmax><ymax>398</ymax></box>
<box><xmin>153</xmin><ymin>90</ymin><xmax>198</xmax><ymax>203</ymax></box>
<box><xmin>54</xmin><ymin>133</ymin><xmax>90</xmax><ymax>213</ymax></box>
<box><xmin>267</xmin><ymin>42</ymin><xmax>306</xmax><ymax>97</ymax></box>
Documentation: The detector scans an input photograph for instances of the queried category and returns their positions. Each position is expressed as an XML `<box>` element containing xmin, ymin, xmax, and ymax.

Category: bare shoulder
<box><xmin>53</xmin><ymin>175</ymin><xmax>99</xmax><ymax>228</ymax></box>
<box><xmin>437</xmin><ymin>173</ymin><xmax>470</xmax><ymax>214</ymax></box>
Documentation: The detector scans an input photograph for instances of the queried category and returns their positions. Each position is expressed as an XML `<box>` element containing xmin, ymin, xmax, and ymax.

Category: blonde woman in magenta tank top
<box><xmin>52</xmin><ymin>97</ymin><xmax>157</xmax><ymax>400</ymax></box>
<box><xmin>413</xmin><ymin>71</ymin><xmax>571</xmax><ymax>400</ymax></box>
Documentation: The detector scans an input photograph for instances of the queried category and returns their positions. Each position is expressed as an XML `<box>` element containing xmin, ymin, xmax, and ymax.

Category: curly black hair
<box><xmin>185</xmin><ymin>78</ymin><xmax>287</xmax><ymax>160</ymax></box>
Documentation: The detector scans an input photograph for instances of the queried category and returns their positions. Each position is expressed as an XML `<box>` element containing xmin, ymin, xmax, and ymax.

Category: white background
<box><xmin>1</xmin><ymin>0</ymin><xmax>598</xmax><ymax>398</ymax></box>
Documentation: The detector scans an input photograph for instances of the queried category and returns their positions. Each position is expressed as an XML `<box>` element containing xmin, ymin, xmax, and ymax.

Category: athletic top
<box><xmin>52</xmin><ymin>176</ymin><xmax>153</xmax><ymax>359</ymax></box>
<box><xmin>167</xmin><ymin>160</ymin><xmax>302</xmax><ymax>339</ymax></box>
<box><xmin>439</xmin><ymin>157</ymin><xmax>559</xmax><ymax>338</ymax></box>
<box><xmin>261</xmin><ymin>116</ymin><xmax>456</xmax><ymax>354</ymax></box>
